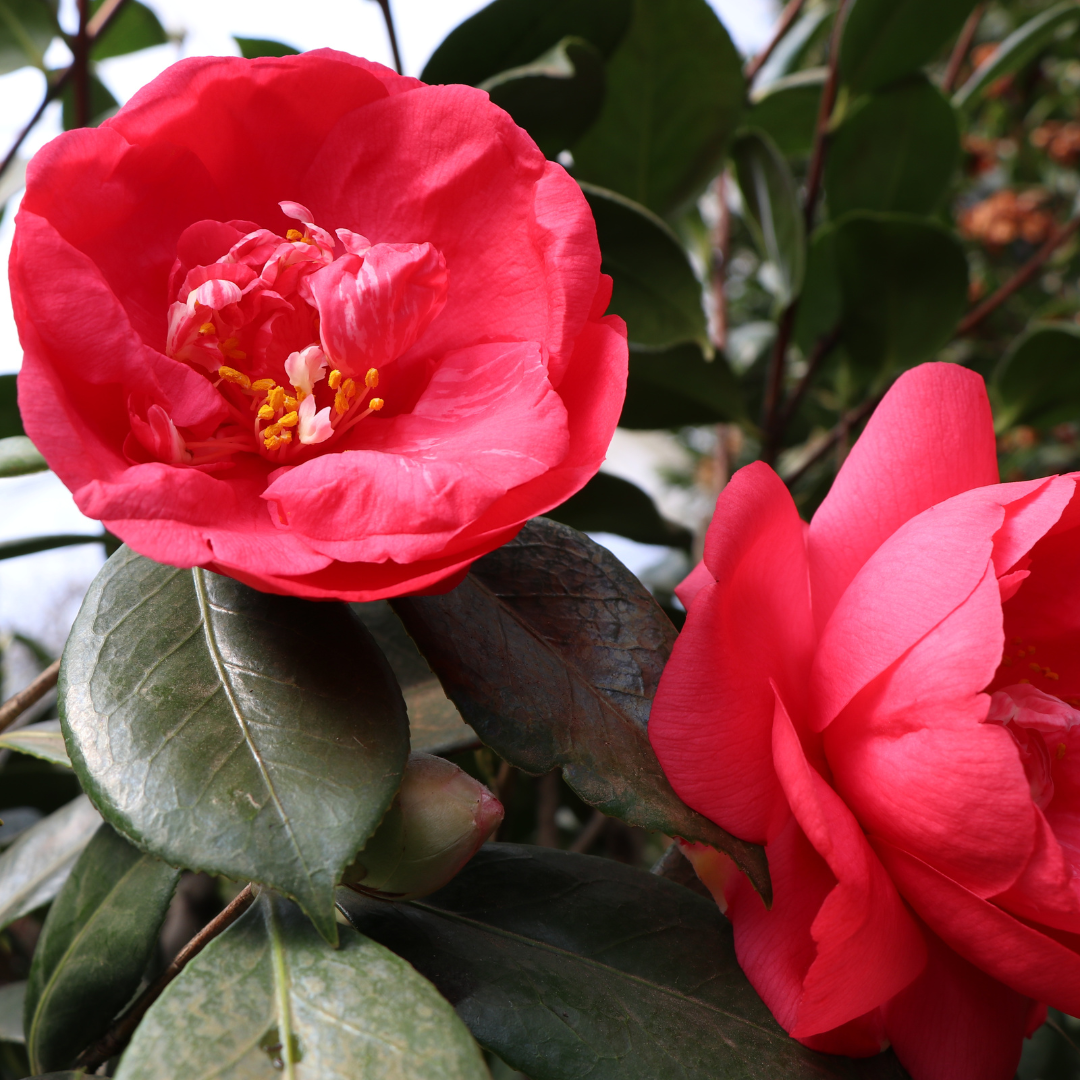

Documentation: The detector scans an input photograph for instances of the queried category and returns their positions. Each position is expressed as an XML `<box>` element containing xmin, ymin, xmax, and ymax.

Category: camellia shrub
<box><xmin>0</xmin><ymin>0</ymin><xmax>1079</xmax><ymax>1078</ymax></box>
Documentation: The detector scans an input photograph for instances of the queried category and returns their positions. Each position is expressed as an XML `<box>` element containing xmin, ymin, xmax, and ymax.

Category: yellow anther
<box><xmin>268</xmin><ymin>386</ymin><xmax>286</xmax><ymax>412</ymax></box>
<box><xmin>221</xmin><ymin>337</ymin><xmax>246</xmax><ymax>361</ymax></box>
<box><xmin>365</xmin><ymin>367</ymin><xmax>379</xmax><ymax>389</ymax></box>
<box><xmin>369</xmin><ymin>397</ymin><xmax>385</xmax><ymax>411</ymax></box>
<box><xmin>295</xmin><ymin>389</ymin><xmax>307</xmax><ymax>403</ymax></box>
<box><xmin>286</xmin><ymin>228</ymin><xmax>305</xmax><ymax>242</ymax></box>
<box><xmin>334</xmin><ymin>391</ymin><xmax>350</xmax><ymax>415</ymax></box>
<box><xmin>279</xmin><ymin>430</ymin><xmax>293</xmax><ymax>442</ymax></box>
<box><xmin>279</xmin><ymin>411</ymin><xmax>299</xmax><ymax>428</ymax></box>
<box><xmin>198</xmin><ymin>322</ymin><xmax>216</xmax><ymax>335</ymax></box>
<box><xmin>1030</xmin><ymin>662</ymin><xmax>1042</xmax><ymax>672</ymax></box>
<box><xmin>328</xmin><ymin>369</ymin><xmax>342</xmax><ymax>390</ymax></box>
<box><xmin>263</xmin><ymin>422</ymin><xmax>282</xmax><ymax>438</ymax></box>
<box><xmin>252</xmin><ymin>378</ymin><xmax>275</xmax><ymax>392</ymax></box>
<box><xmin>1048</xmin><ymin>670</ymin><xmax>1060</xmax><ymax>680</ymax></box>
<box><xmin>1057</xmin><ymin>743</ymin><xmax>1068</xmax><ymax>760</ymax></box>
<box><xmin>342</xmin><ymin>378</ymin><xmax>356</xmax><ymax>399</ymax></box>
<box><xmin>264</xmin><ymin>434</ymin><xmax>281</xmax><ymax>450</ymax></box>
<box><xmin>284</xmin><ymin>396</ymin><xmax>298</xmax><ymax>411</ymax></box>
<box><xmin>218</xmin><ymin>366</ymin><xmax>251</xmax><ymax>390</ymax></box>
<box><xmin>258</xmin><ymin>404</ymin><xmax>275</xmax><ymax>421</ymax></box>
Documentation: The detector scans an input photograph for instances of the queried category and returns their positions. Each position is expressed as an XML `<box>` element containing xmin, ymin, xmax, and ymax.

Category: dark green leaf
<box><xmin>25</xmin><ymin>825</ymin><xmax>179</xmax><ymax>1073</ymax></box>
<box><xmin>0</xmin><ymin>796</ymin><xmax>100</xmax><ymax>931</ymax></box>
<box><xmin>0</xmin><ymin>374</ymin><xmax>23</xmax><ymax>437</ymax></box>
<box><xmin>746</xmin><ymin>68</ymin><xmax>825</xmax><ymax>159</ymax></box>
<box><xmin>0</xmin><ymin>536</ymin><xmax>105</xmax><ymax>560</ymax></box>
<box><xmin>547</xmin><ymin>471</ymin><xmax>692</xmax><ymax>549</ymax></box>
<box><xmin>0</xmin><ymin>721</ymin><xmax>70</xmax><ymax>767</ymax></box>
<box><xmin>826</xmin><ymin>76</ymin><xmax>959</xmax><ymax>216</ymax></box>
<box><xmin>839</xmin><ymin>0</ymin><xmax>979</xmax><ymax>94</ymax></box>
<box><xmin>59</xmin><ymin>547</ymin><xmax>410</xmax><ymax>944</ymax></box>
<box><xmin>953</xmin><ymin>1</ymin><xmax>1080</xmax><ymax>108</ymax></box>
<box><xmin>234</xmin><ymin>36</ymin><xmax>300</xmax><ymax>59</ymax></box>
<box><xmin>114</xmin><ymin>890</ymin><xmax>489</xmax><ymax>1080</ymax></box>
<box><xmin>0</xmin><ymin>0</ymin><xmax>57</xmax><ymax>72</ymax></box>
<box><xmin>992</xmin><ymin>323</ymin><xmax>1080</xmax><ymax>430</ymax></box>
<box><xmin>792</xmin><ymin>226</ymin><xmax>842</xmax><ymax>356</ymax></box>
<box><xmin>338</xmin><ymin>845</ymin><xmax>908</xmax><ymax>1080</ymax></box>
<box><xmin>731</xmin><ymin>129</ymin><xmax>805</xmax><ymax>306</ymax></box>
<box><xmin>89</xmin><ymin>0</ymin><xmax>165</xmax><ymax>61</ymax></box>
<box><xmin>621</xmin><ymin>342</ymin><xmax>744</xmax><ymax>428</ymax></box>
<box><xmin>391</xmin><ymin>517</ymin><xmax>770</xmax><ymax>899</ymax></box>
<box><xmin>421</xmin><ymin>0</ymin><xmax>631</xmax><ymax>86</ymax></box>
<box><xmin>0</xmin><ymin>981</ymin><xmax>24</xmax><ymax>1042</ymax></box>
<box><xmin>754</xmin><ymin>5</ymin><xmax>832</xmax><ymax>86</ymax></box>
<box><xmin>59</xmin><ymin>70</ymin><xmax>117</xmax><ymax>129</ymax></box>
<box><xmin>572</xmin><ymin>0</ymin><xmax>744</xmax><ymax>215</ymax></box>
<box><xmin>0</xmin><ymin>435</ymin><xmax>47</xmax><ymax>477</ymax></box>
<box><xmin>582</xmin><ymin>182</ymin><xmax>708</xmax><ymax>350</ymax></box>
<box><xmin>25</xmin><ymin>1074</ymin><xmax>85</xmax><ymax>1079</ymax></box>
<box><xmin>481</xmin><ymin>36</ymin><xmax>605</xmax><ymax>158</ymax></box>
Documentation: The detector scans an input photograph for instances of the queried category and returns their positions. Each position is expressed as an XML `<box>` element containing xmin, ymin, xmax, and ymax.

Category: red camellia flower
<box><xmin>11</xmin><ymin>51</ymin><xmax>626</xmax><ymax>599</ymax></box>
<box><xmin>650</xmin><ymin>363</ymin><xmax>1080</xmax><ymax>1080</ymax></box>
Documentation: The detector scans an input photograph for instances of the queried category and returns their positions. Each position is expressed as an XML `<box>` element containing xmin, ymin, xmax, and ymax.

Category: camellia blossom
<box><xmin>650</xmin><ymin>363</ymin><xmax>1080</xmax><ymax>1080</ymax></box>
<box><xmin>12</xmin><ymin>51</ymin><xmax>627</xmax><ymax>599</ymax></box>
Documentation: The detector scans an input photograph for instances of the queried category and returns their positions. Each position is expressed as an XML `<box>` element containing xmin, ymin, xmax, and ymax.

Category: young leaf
<box><xmin>747</xmin><ymin>68</ymin><xmax>826</xmax><ymax>159</ymax></box>
<box><xmin>391</xmin><ymin>517</ymin><xmax>770</xmax><ymax>900</ymax></box>
<box><xmin>0</xmin><ymin>374</ymin><xmax>23</xmax><ymax>437</ymax></box>
<box><xmin>0</xmin><ymin>435</ymin><xmax>47</xmax><ymax>477</ymax></box>
<box><xmin>114</xmin><ymin>890</ymin><xmax>489</xmax><ymax>1080</ymax></box>
<box><xmin>0</xmin><ymin>0</ymin><xmax>58</xmax><ymax>73</ymax></box>
<box><xmin>731</xmin><ymin>129</ymin><xmax>805</xmax><ymax>307</ymax></box>
<box><xmin>421</xmin><ymin>0</ymin><xmax>632</xmax><ymax>86</ymax></box>
<box><xmin>582</xmin><ymin>183</ymin><xmax>708</xmax><ymax>351</ymax></box>
<box><xmin>621</xmin><ymin>342</ymin><xmax>744</xmax><ymax>428</ymax></box>
<box><xmin>992</xmin><ymin>323</ymin><xmax>1080</xmax><ymax>430</ymax></box>
<box><xmin>338</xmin><ymin>845</ymin><xmax>908</xmax><ymax>1080</ymax></box>
<box><xmin>571</xmin><ymin>0</ymin><xmax>744</xmax><ymax>216</ymax></box>
<box><xmin>59</xmin><ymin>547</ymin><xmax>410</xmax><ymax>944</ymax></box>
<box><xmin>234</xmin><ymin>36</ymin><xmax>300</xmax><ymax>59</ymax></box>
<box><xmin>826</xmin><ymin>75</ymin><xmax>959</xmax><ymax>216</ymax></box>
<box><xmin>89</xmin><ymin>0</ymin><xmax>166</xmax><ymax>61</ymax></box>
<box><xmin>0</xmin><ymin>720</ymin><xmax>70</xmax><ymax>767</ymax></box>
<box><xmin>0</xmin><ymin>796</ymin><xmax>101</xmax><ymax>931</ymax></box>
<box><xmin>24</xmin><ymin>825</ymin><xmax>179</xmax><ymax>1073</ymax></box>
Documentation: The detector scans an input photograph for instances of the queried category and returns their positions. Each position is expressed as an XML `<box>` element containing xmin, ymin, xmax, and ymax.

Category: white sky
<box><xmin>0</xmin><ymin>0</ymin><xmax>777</xmax><ymax>661</ymax></box>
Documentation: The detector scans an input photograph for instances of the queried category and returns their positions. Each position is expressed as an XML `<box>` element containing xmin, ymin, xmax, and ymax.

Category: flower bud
<box><xmin>341</xmin><ymin>752</ymin><xmax>503</xmax><ymax>900</ymax></box>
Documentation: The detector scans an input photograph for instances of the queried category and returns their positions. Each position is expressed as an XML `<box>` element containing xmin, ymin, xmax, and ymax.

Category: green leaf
<box><xmin>422</xmin><ymin>0</ymin><xmax>632</xmax><ymax>86</ymax></box>
<box><xmin>0</xmin><ymin>0</ymin><xmax>57</xmax><ymax>73</ymax></box>
<box><xmin>0</xmin><ymin>796</ymin><xmax>100</xmax><ymax>931</ymax></box>
<box><xmin>481</xmin><ymin>36</ymin><xmax>605</xmax><ymax>158</ymax></box>
<box><xmin>953</xmin><ymin>1</ymin><xmax>1080</xmax><ymax>109</ymax></box>
<box><xmin>338</xmin><ymin>845</ymin><xmax>908</xmax><ymax>1080</ymax></box>
<box><xmin>59</xmin><ymin>547</ymin><xmax>410</xmax><ymax>944</ymax></box>
<box><xmin>114</xmin><ymin>890</ymin><xmax>489</xmax><ymax>1080</ymax></box>
<box><xmin>391</xmin><ymin>517</ymin><xmax>771</xmax><ymax>900</ymax></box>
<box><xmin>0</xmin><ymin>374</ymin><xmax>23</xmax><ymax>437</ymax></box>
<box><xmin>839</xmin><ymin>0</ymin><xmax>979</xmax><ymax>94</ymax></box>
<box><xmin>731</xmin><ymin>129</ymin><xmax>805</xmax><ymax>306</ymax></box>
<box><xmin>0</xmin><ymin>536</ymin><xmax>105</xmax><ymax>561</ymax></box>
<box><xmin>89</xmin><ymin>0</ymin><xmax>166</xmax><ymax>60</ymax></box>
<box><xmin>992</xmin><ymin>323</ymin><xmax>1080</xmax><ymax>430</ymax></box>
<box><xmin>234</xmin><ymin>36</ymin><xmax>300</xmax><ymax>59</ymax></box>
<box><xmin>25</xmin><ymin>824</ymin><xmax>179</xmax><ymax>1073</ymax></box>
<box><xmin>0</xmin><ymin>981</ymin><xmax>24</xmax><ymax>1042</ymax></box>
<box><xmin>547</xmin><ymin>471</ymin><xmax>692</xmax><ymax>549</ymax></box>
<box><xmin>571</xmin><ymin>0</ymin><xmax>744</xmax><ymax>215</ymax></box>
<box><xmin>0</xmin><ymin>721</ymin><xmax>70</xmax><ymax>767</ymax></box>
<box><xmin>582</xmin><ymin>182</ymin><xmax>707</xmax><ymax>350</ymax></box>
<box><xmin>746</xmin><ymin>68</ymin><xmax>825</xmax><ymax>159</ymax></box>
<box><xmin>825</xmin><ymin>75</ymin><xmax>959</xmax><ymax>216</ymax></box>
<box><xmin>753</xmin><ymin>4</ymin><xmax>832</xmax><ymax>86</ymax></box>
<box><xmin>621</xmin><ymin>342</ymin><xmax>744</xmax><ymax>428</ymax></box>
<box><xmin>59</xmin><ymin>70</ymin><xmax>118</xmax><ymax>129</ymax></box>
<box><xmin>0</xmin><ymin>435</ymin><xmax>47</xmax><ymax>477</ymax></box>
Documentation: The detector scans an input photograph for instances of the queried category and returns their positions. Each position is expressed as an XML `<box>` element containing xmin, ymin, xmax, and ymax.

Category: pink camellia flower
<box><xmin>650</xmin><ymin>363</ymin><xmax>1080</xmax><ymax>1080</ymax></box>
<box><xmin>12</xmin><ymin>52</ymin><xmax>626</xmax><ymax>599</ymax></box>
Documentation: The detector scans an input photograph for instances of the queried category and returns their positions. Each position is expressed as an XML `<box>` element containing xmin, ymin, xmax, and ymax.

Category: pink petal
<box><xmin>673</xmin><ymin>560</ymin><xmax>712</xmax><ymax>611</ymax></box>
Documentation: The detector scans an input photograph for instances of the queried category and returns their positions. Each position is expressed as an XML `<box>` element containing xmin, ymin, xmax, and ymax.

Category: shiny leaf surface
<box><xmin>0</xmin><ymin>0</ymin><xmax>57</xmax><ymax>73</ymax></box>
<box><xmin>747</xmin><ymin>68</ymin><xmax>825</xmax><ymax>158</ymax></box>
<box><xmin>621</xmin><ymin>342</ymin><xmax>744</xmax><ymax>428</ymax></box>
<box><xmin>233</xmin><ymin>36</ymin><xmax>300</xmax><ymax>58</ymax></box>
<box><xmin>0</xmin><ymin>981</ymin><xmax>24</xmax><ymax>1042</ymax></box>
<box><xmin>0</xmin><ymin>721</ymin><xmax>70</xmax><ymax>767</ymax></box>
<box><xmin>0</xmin><ymin>436</ymin><xmax>47</xmax><ymax>477</ymax></box>
<box><xmin>89</xmin><ymin>0</ymin><xmax>166</xmax><ymax>60</ymax></box>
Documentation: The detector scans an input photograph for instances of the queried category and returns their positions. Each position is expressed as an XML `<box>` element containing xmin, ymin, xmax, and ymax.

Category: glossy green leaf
<box><xmin>339</xmin><ymin>845</ymin><xmax>908</xmax><ymax>1080</ymax></box>
<box><xmin>746</xmin><ymin>68</ymin><xmax>825</xmax><ymax>159</ymax></box>
<box><xmin>0</xmin><ymin>981</ymin><xmax>24</xmax><ymax>1042</ymax></box>
<box><xmin>792</xmin><ymin>226</ymin><xmax>842</xmax><ymax>356</ymax></box>
<box><xmin>0</xmin><ymin>374</ymin><xmax>23</xmax><ymax>437</ymax></box>
<box><xmin>89</xmin><ymin>0</ymin><xmax>166</xmax><ymax>60</ymax></box>
<box><xmin>621</xmin><ymin>342</ymin><xmax>744</xmax><ymax>428</ymax></box>
<box><xmin>992</xmin><ymin>323</ymin><xmax>1080</xmax><ymax>430</ymax></box>
<box><xmin>115</xmin><ymin>890</ymin><xmax>489</xmax><ymax>1080</ymax></box>
<box><xmin>0</xmin><ymin>796</ymin><xmax>100</xmax><ymax>931</ymax></box>
<box><xmin>0</xmin><ymin>721</ymin><xmax>69</xmax><ymax>767</ymax></box>
<box><xmin>234</xmin><ymin>36</ymin><xmax>300</xmax><ymax>59</ymax></box>
<box><xmin>0</xmin><ymin>0</ymin><xmax>57</xmax><ymax>72</ymax></box>
<box><xmin>826</xmin><ymin>76</ymin><xmax>958</xmax><ymax>216</ymax></box>
<box><xmin>391</xmin><ymin>517</ymin><xmax>770</xmax><ymax>899</ymax></box>
<box><xmin>754</xmin><ymin>4</ymin><xmax>832</xmax><ymax>87</ymax></box>
<box><xmin>953</xmin><ymin>1</ymin><xmax>1080</xmax><ymax>108</ymax></box>
<box><xmin>582</xmin><ymin>183</ymin><xmax>707</xmax><ymax>350</ymax></box>
<box><xmin>25</xmin><ymin>824</ymin><xmax>179</xmax><ymax>1073</ymax></box>
<box><xmin>0</xmin><ymin>535</ymin><xmax>104</xmax><ymax>561</ymax></box>
<box><xmin>731</xmin><ymin>129</ymin><xmax>805</xmax><ymax>306</ymax></box>
<box><xmin>59</xmin><ymin>70</ymin><xmax>117</xmax><ymax>129</ymax></box>
<box><xmin>422</xmin><ymin>0</ymin><xmax>631</xmax><ymax>86</ymax></box>
<box><xmin>0</xmin><ymin>435</ymin><xmax>47</xmax><ymax>477</ymax></box>
<box><xmin>481</xmin><ymin>36</ymin><xmax>604</xmax><ymax>158</ymax></box>
<box><xmin>572</xmin><ymin>0</ymin><xmax>744</xmax><ymax>215</ymax></box>
<box><xmin>547</xmin><ymin>471</ymin><xmax>692</xmax><ymax>549</ymax></box>
<box><xmin>839</xmin><ymin>0</ymin><xmax>979</xmax><ymax>94</ymax></box>
<box><xmin>59</xmin><ymin>547</ymin><xmax>410</xmax><ymax>944</ymax></box>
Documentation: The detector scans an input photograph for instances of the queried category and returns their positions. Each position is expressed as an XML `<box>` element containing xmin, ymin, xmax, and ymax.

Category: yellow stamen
<box><xmin>1057</xmin><ymin>743</ymin><xmax>1068</xmax><ymax>760</ymax></box>
<box><xmin>334</xmin><ymin>391</ymin><xmax>350</xmax><ymax>415</ymax></box>
<box><xmin>328</xmin><ymin>369</ymin><xmax>342</xmax><ymax>390</ymax></box>
<box><xmin>342</xmin><ymin>378</ymin><xmax>356</xmax><ymax>399</ymax></box>
<box><xmin>218</xmin><ymin>366</ymin><xmax>251</xmax><ymax>390</ymax></box>
<box><xmin>252</xmin><ymin>378</ymin><xmax>275</xmax><ymax>392</ymax></box>
<box><xmin>369</xmin><ymin>397</ymin><xmax>385</xmax><ymax>411</ymax></box>
<box><xmin>263</xmin><ymin>422</ymin><xmax>282</xmax><ymax>438</ymax></box>
<box><xmin>295</xmin><ymin>389</ymin><xmax>307</xmax><ymax>403</ymax></box>
<box><xmin>221</xmin><ymin>337</ymin><xmax>246</xmax><ymax>361</ymax></box>
<box><xmin>365</xmin><ymin>367</ymin><xmax>379</xmax><ymax>389</ymax></box>
<box><xmin>284</xmin><ymin>396</ymin><xmax>298</xmax><ymax>411</ymax></box>
<box><xmin>286</xmin><ymin>228</ymin><xmax>304</xmax><ymax>242</ymax></box>
<box><xmin>268</xmin><ymin>386</ymin><xmax>286</xmax><ymax>412</ymax></box>
<box><xmin>1047</xmin><ymin>670</ymin><xmax>1060</xmax><ymax>680</ymax></box>
<box><xmin>257</xmin><ymin>404</ymin><xmax>275</xmax><ymax>421</ymax></box>
<box><xmin>278</xmin><ymin>411</ymin><xmax>299</xmax><ymax>428</ymax></box>
<box><xmin>198</xmin><ymin>322</ymin><xmax>216</xmax><ymax>335</ymax></box>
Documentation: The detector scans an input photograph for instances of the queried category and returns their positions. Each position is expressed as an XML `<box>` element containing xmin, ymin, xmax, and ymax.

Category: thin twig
<box><xmin>73</xmin><ymin>0</ymin><xmax>90</xmax><ymax>128</ymax></box>
<box><xmin>0</xmin><ymin>658</ymin><xmax>59</xmax><ymax>735</ymax></box>
<box><xmin>370</xmin><ymin>0</ymin><xmax>403</xmax><ymax>75</ymax></box>
<box><xmin>569</xmin><ymin>810</ymin><xmax>607</xmax><ymax>855</ymax></box>
<box><xmin>761</xmin><ymin>304</ymin><xmax>798</xmax><ymax>464</ymax></box>
<box><xmin>77</xmin><ymin>884</ymin><xmax>255</xmax><ymax>1070</ymax></box>
<box><xmin>710</xmin><ymin>172</ymin><xmax>731</xmax><ymax>351</ymax></box>
<box><xmin>775</xmin><ymin>324</ymin><xmax>842</xmax><ymax>433</ymax></box>
<box><xmin>744</xmin><ymin>0</ymin><xmax>807</xmax><ymax>84</ymax></box>
<box><xmin>942</xmin><ymin>3</ymin><xmax>985</xmax><ymax>94</ymax></box>
<box><xmin>957</xmin><ymin>214</ymin><xmax>1080</xmax><ymax>336</ymax></box>
<box><xmin>536</xmin><ymin>771</ymin><xmax>559</xmax><ymax>848</ymax></box>
<box><xmin>783</xmin><ymin>394</ymin><xmax>880</xmax><ymax>487</ymax></box>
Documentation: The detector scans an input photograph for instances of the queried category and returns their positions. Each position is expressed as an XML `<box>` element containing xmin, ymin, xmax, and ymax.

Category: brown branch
<box><xmin>0</xmin><ymin>658</ymin><xmax>60</xmax><ymax>735</ymax></box>
<box><xmin>710</xmin><ymin>172</ymin><xmax>731</xmax><ymax>351</ymax></box>
<box><xmin>536</xmin><ymin>771</ymin><xmax>560</xmax><ymax>848</ymax></box>
<box><xmin>77</xmin><ymin>884</ymin><xmax>255</xmax><ymax>1070</ymax></box>
<box><xmin>744</xmin><ymin>0</ymin><xmax>807</xmax><ymax>84</ymax></box>
<box><xmin>942</xmin><ymin>3</ymin><xmax>985</xmax><ymax>94</ymax></box>
<box><xmin>775</xmin><ymin>324</ymin><xmax>842</xmax><ymax>434</ymax></box>
<box><xmin>956</xmin><ymin>215</ymin><xmax>1080</xmax><ymax>337</ymax></box>
<box><xmin>761</xmin><ymin>303</ymin><xmax>798</xmax><ymax>464</ymax></box>
<box><xmin>783</xmin><ymin>394</ymin><xmax>880</xmax><ymax>487</ymax></box>
<box><xmin>569</xmin><ymin>809</ymin><xmax>607</xmax><ymax>854</ymax></box>
<box><xmin>370</xmin><ymin>0</ymin><xmax>403</xmax><ymax>75</ymax></box>
<box><xmin>72</xmin><ymin>0</ymin><xmax>90</xmax><ymax>128</ymax></box>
